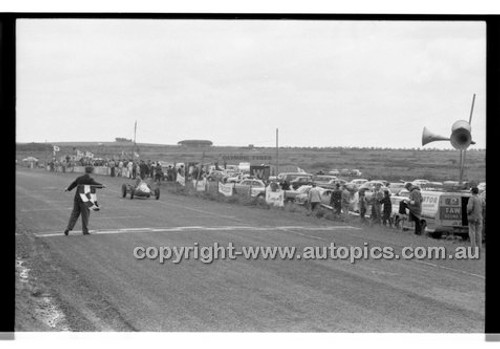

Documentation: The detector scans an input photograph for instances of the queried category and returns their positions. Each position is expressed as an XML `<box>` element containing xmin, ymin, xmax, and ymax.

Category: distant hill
<box><xmin>16</xmin><ymin>141</ymin><xmax>486</xmax><ymax>182</ymax></box>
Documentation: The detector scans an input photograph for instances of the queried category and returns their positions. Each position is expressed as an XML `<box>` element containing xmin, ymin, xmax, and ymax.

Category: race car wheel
<box><xmin>155</xmin><ymin>188</ymin><xmax>160</xmax><ymax>200</ymax></box>
<box><xmin>121</xmin><ymin>184</ymin><xmax>127</xmax><ymax>198</ymax></box>
<box><xmin>130</xmin><ymin>189</ymin><xmax>135</xmax><ymax>199</ymax></box>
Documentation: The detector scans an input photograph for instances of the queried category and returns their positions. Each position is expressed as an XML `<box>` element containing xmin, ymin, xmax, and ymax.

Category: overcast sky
<box><xmin>16</xmin><ymin>19</ymin><xmax>486</xmax><ymax>149</ymax></box>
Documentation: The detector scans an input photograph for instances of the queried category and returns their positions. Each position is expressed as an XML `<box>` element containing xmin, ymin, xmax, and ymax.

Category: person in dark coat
<box><xmin>404</xmin><ymin>183</ymin><xmax>423</xmax><ymax>235</ymax></box>
<box><xmin>281</xmin><ymin>180</ymin><xmax>290</xmax><ymax>190</ymax></box>
<box><xmin>358</xmin><ymin>188</ymin><xmax>368</xmax><ymax>223</ymax></box>
<box><xmin>330</xmin><ymin>183</ymin><xmax>342</xmax><ymax>215</ymax></box>
<box><xmin>63</xmin><ymin>166</ymin><xmax>105</xmax><ymax>236</ymax></box>
<box><xmin>381</xmin><ymin>189</ymin><xmax>393</xmax><ymax>227</ymax></box>
<box><xmin>154</xmin><ymin>163</ymin><xmax>164</xmax><ymax>183</ymax></box>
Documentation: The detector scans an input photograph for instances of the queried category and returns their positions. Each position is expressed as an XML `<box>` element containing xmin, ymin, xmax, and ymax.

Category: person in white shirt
<box><xmin>308</xmin><ymin>183</ymin><xmax>322</xmax><ymax>215</ymax></box>
<box><xmin>127</xmin><ymin>160</ymin><xmax>134</xmax><ymax>179</ymax></box>
<box><xmin>118</xmin><ymin>161</ymin><xmax>124</xmax><ymax>177</ymax></box>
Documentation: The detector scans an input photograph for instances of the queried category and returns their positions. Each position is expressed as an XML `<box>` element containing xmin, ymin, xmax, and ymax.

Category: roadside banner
<box><xmin>250</xmin><ymin>165</ymin><xmax>271</xmax><ymax>181</ymax></box>
<box><xmin>193</xmin><ymin>179</ymin><xmax>207</xmax><ymax>191</ymax></box>
<box><xmin>176</xmin><ymin>174</ymin><xmax>185</xmax><ymax>186</ymax></box>
<box><xmin>266</xmin><ymin>188</ymin><xmax>284</xmax><ymax>207</ymax></box>
<box><xmin>218</xmin><ymin>182</ymin><xmax>233</xmax><ymax>197</ymax></box>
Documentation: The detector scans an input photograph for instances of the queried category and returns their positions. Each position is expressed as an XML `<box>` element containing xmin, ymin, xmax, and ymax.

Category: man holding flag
<box><xmin>63</xmin><ymin>166</ymin><xmax>105</xmax><ymax>236</ymax></box>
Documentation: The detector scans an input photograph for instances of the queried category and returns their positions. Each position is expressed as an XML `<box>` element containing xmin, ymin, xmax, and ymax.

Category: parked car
<box><xmin>284</xmin><ymin>185</ymin><xmax>312</xmax><ymax>203</ymax></box>
<box><xmin>412</xmin><ymin>179</ymin><xmax>430</xmax><ymax>187</ymax></box>
<box><xmin>233</xmin><ymin>179</ymin><xmax>266</xmax><ymax>194</ymax></box>
<box><xmin>290</xmin><ymin>176</ymin><xmax>316</xmax><ymax>190</ymax></box>
<box><xmin>423</xmin><ymin>182</ymin><xmax>444</xmax><ymax>191</ymax></box>
<box><xmin>322</xmin><ymin>178</ymin><xmax>348</xmax><ymax>189</ymax></box>
<box><xmin>294</xmin><ymin>186</ymin><xmax>333</xmax><ymax>206</ymax></box>
<box><xmin>349</xmin><ymin>179</ymin><xmax>369</xmax><ymax>188</ymax></box>
<box><xmin>313</xmin><ymin>175</ymin><xmax>338</xmax><ymax>185</ymax></box>
<box><xmin>328</xmin><ymin>169</ymin><xmax>340</xmax><ymax>176</ymax></box>
<box><xmin>227</xmin><ymin>173</ymin><xmax>252</xmax><ymax>183</ymax></box>
<box><xmin>370</xmin><ymin>179</ymin><xmax>390</xmax><ymax>187</ymax></box>
<box><xmin>277</xmin><ymin>172</ymin><xmax>313</xmax><ymax>183</ymax></box>
<box><xmin>387</xmin><ymin>182</ymin><xmax>406</xmax><ymax>195</ymax></box>
<box><xmin>359</xmin><ymin>180</ymin><xmax>388</xmax><ymax>191</ymax></box>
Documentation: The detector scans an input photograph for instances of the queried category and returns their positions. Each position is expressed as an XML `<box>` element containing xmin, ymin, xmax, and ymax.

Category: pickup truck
<box><xmin>390</xmin><ymin>189</ymin><xmax>472</xmax><ymax>238</ymax></box>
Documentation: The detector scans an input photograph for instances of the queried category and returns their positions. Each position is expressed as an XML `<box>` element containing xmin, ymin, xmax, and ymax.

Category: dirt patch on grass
<box><xmin>15</xmin><ymin>220</ymin><xmax>71</xmax><ymax>331</ymax></box>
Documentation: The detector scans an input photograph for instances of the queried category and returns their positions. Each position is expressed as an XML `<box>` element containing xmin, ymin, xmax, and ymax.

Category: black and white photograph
<box><xmin>6</xmin><ymin>5</ymin><xmax>497</xmax><ymax>347</ymax></box>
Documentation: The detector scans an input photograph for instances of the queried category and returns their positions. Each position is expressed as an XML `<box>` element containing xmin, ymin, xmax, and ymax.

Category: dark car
<box><xmin>290</xmin><ymin>176</ymin><xmax>315</xmax><ymax>190</ymax></box>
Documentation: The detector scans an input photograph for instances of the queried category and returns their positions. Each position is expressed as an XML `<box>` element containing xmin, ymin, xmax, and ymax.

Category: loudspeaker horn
<box><xmin>421</xmin><ymin>127</ymin><xmax>450</xmax><ymax>146</ymax></box>
<box><xmin>450</xmin><ymin>120</ymin><xmax>474</xmax><ymax>150</ymax></box>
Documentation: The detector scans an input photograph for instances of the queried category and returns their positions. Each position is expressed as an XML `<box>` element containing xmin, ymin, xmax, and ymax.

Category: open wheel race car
<box><xmin>121</xmin><ymin>179</ymin><xmax>160</xmax><ymax>200</ymax></box>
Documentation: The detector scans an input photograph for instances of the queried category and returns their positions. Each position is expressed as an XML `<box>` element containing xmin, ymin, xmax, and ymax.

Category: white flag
<box><xmin>193</xmin><ymin>179</ymin><xmax>207</xmax><ymax>192</ymax></box>
<box><xmin>176</xmin><ymin>174</ymin><xmax>185</xmax><ymax>186</ymax></box>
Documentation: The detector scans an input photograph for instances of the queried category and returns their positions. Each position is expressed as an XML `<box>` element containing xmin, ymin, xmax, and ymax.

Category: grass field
<box><xmin>16</xmin><ymin>141</ymin><xmax>486</xmax><ymax>183</ymax></box>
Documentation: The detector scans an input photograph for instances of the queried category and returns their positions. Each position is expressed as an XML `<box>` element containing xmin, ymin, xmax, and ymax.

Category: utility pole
<box><xmin>133</xmin><ymin>120</ymin><xmax>137</xmax><ymax>159</ymax></box>
<box><xmin>276</xmin><ymin>128</ymin><xmax>279</xmax><ymax>176</ymax></box>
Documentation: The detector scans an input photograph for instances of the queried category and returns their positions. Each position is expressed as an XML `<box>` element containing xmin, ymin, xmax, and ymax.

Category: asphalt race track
<box><xmin>15</xmin><ymin>167</ymin><xmax>485</xmax><ymax>332</ymax></box>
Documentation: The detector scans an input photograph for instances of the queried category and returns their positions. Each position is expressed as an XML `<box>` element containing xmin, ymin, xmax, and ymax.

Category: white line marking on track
<box><xmin>18</xmin><ymin>208</ymin><xmax>72</xmax><ymax>212</ymax></box>
<box><xmin>413</xmin><ymin>260</ymin><xmax>485</xmax><ymax>279</ymax></box>
<box><xmin>34</xmin><ymin>225</ymin><xmax>361</xmax><ymax>238</ymax></box>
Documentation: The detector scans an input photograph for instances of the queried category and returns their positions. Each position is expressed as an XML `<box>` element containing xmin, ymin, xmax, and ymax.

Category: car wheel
<box><xmin>121</xmin><ymin>184</ymin><xmax>127</xmax><ymax>198</ymax></box>
<box><xmin>429</xmin><ymin>230</ymin><xmax>443</xmax><ymax>239</ymax></box>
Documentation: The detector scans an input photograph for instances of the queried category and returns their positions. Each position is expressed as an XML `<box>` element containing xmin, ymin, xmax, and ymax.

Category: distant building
<box><xmin>177</xmin><ymin>140</ymin><xmax>213</xmax><ymax>147</ymax></box>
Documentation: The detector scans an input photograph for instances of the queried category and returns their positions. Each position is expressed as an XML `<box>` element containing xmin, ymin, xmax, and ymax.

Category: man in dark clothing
<box><xmin>281</xmin><ymin>180</ymin><xmax>290</xmax><ymax>190</ymax></box>
<box><xmin>139</xmin><ymin>160</ymin><xmax>147</xmax><ymax>179</ymax></box>
<box><xmin>381</xmin><ymin>189</ymin><xmax>393</xmax><ymax>227</ymax></box>
<box><xmin>404</xmin><ymin>183</ymin><xmax>423</xmax><ymax>235</ymax></box>
<box><xmin>154</xmin><ymin>163</ymin><xmax>164</xmax><ymax>183</ymax></box>
<box><xmin>64</xmin><ymin>166</ymin><xmax>105</xmax><ymax>236</ymax></box>
<box><xmin>358</xmin><ymin>188</ymin><xmax>368</xmax><ymax>223</ymax></box>
<box><xmin>330</xmin><ymin>183</ymin><xmax>342</xmax><ymax>215</ymax></box>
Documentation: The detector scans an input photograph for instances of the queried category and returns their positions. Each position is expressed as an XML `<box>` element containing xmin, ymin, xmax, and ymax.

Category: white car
<box><xmin>387</xmin><ymin>182</ymin><xmax>406</xmax><ymax>195</ymax></box>
<box><xmin>359</xmin><ymin>180</ymin><xmax>388</xmax><ymax>191</ymax></box>
<box><xmin>412</xmin><ymin>179</ymin><xmax>430</xmax><ymax>186</ymax></box>
<box><xmin>233</xmin><ymin>179</ymin><xmax>266</xmax><ymax>194</ymax></box>
<box><xmin>294</xmin><ymin>186</ymin><xmax>332</xmax><ymax>206</ymax></box>
<box><xmin>314</xmin><ymin>175</ymin><xmax>338</xmax><ymax>185</ymax></box>
<box><xmin>349</xmin><ymin>179</ymin><xmax>368</xmax><ymax>188</ymax></box>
